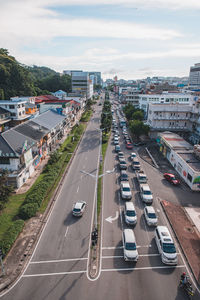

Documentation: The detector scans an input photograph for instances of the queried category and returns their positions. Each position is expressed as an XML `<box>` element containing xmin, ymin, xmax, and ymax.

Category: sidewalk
<box><xmin>161</xmin><ymin>200</ymin><xmax>200</xmax><ymax>284</ymax></box>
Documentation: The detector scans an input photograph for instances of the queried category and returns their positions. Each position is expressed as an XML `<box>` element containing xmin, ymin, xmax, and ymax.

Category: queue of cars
<box><xmin>112</xmin><ymin>108</ymin><xmax>177</xmax><ymax>265</ymax></box>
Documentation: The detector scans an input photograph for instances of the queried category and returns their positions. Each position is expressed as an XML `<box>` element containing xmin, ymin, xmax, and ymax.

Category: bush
<box><xmin>19</xmin><ymin>203</ymin><xmax>39</xmax><ymax>220</ymax></box>
<box><xmin>0</xmin><ymin>219</ymin><xmax>24</xmax><ymax>256</ymax></box>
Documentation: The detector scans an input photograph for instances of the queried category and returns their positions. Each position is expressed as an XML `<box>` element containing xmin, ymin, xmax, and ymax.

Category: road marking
<box><xmin>64</xmin><ymin>227</ymin><xmax>69</xmax><ymax>237</ymax></box>
<box><xmin>76</xmin><ymin>186</ymin><xmax>79</xmax><ymax>193</ymax></box>
<box><xmin>105</xmin><ymin>211</ymin><xmax>119</xmax><ymax>223</ymax></box>
<box><xmin>102</xmin><ymin>254</ymin><xmax>161</xmax><ymax>259</ymax></box>
<box><xmin>30</xmin><ymin>257</ymin><xmax>88</xmax><ymax>264</ymax></box>
<box><xmin>101</xmin><ymin>265</ymin><xmax>185</xmax><ymax>272</ymax></box>
<box><xmin>23</xmin><ymin>270</ymin><xmax>86</xmax><ymax>278</ymax></box>
<box><xmin>102</xmin><ymin>246</ymin><xmax>123</xmax><ymax>250</ymax></box>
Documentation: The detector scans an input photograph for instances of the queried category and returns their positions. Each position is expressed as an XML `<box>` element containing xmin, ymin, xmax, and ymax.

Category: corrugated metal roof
<box><xmin>33</xmin><ymin>110</ymin><xmax>66</xmax><ymax>130</ymax></box>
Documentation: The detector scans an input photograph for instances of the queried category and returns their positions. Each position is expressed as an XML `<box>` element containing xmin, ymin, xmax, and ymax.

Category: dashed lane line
<box><xmin>102</xmin><ymin>254</ymin><xmax>160</xmax><ymax>259</ymax></box>
<box><xmin>30</xmin><ymin>257</ymin><xmax>88</xmax><ymax>264</ymax></box>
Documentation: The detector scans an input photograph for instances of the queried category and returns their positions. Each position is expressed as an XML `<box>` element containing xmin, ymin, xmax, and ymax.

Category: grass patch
<box><xmin>80</xmin><ymin>110</ymin><xmax>92</xmax><ymax>122</ymax></box>
<box><xmin>97</xmin><ymin>131</ymin><xmax>111</xmax><ymax>219</ymax></box>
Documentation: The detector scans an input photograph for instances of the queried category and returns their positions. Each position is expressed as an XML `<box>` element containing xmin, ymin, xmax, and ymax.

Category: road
<box><xmin>1</xmin><ymin>94</ymin><xmax>199</xmax><ymax>300</ymax></box>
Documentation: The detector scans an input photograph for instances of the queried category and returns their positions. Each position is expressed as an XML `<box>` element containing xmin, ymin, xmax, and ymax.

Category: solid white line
<box><xmin>76</xmin><ymin>186</ymin><xmax>79</xmax><ymax>193</ymax></box>
<box><xmin>23</xmin><ymin>270</ymin><xmax>86</xmax><ymax>278</ymax></box>
<box><xmin>64</xmin><ymin>227</ymin><xmax>69</xmax><ymax>237</ymax></box>
<box><xmin>102</xmin><ymin>254</ymin><xmax>160</xmax><ymax>259</ymax></box>
<box><xmin>102</xmin><ymin>265</ymin><xmax>185</xmax><ymax>272</ymax></box>
<box><xmin>102</xmin><ymin>246</ymin><xmax>123</xmax><ymax>250</ymax></box>
<box><xmin>30</xmin><ymin>257</ymin><xmax>88</xmax><ymax>264</ymax></box>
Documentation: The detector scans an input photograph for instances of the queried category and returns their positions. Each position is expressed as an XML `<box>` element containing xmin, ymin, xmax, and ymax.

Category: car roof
<box><xmin>125</xmin><ymin>202</ymin><xmax>135</xmax><ymax>210</ymax></box>
<box><xmin>165</xmin><ymin>173</ymin><xmax>175</xmax><ymax>177</ymax></box>
<box><xmin>122</xmin><ymin>182</ymin><xmax>130</xmax><ymax>187</ymax></box>
<box><xmin>141</xmin><ymin>184</ymin><xmax>150</xmax><ymax>191</ymax></box>
<box><xmin>121</xmin><ymin>170</ymin><xmax>127</xmax><ymax>174</ymax></box>
<box><xmin>123</xmin><ymin>229</ymin><xmax>136</xmax><ymax>243</ymax></box>
<box><xmin>145</xmin><ymin>206</ymin><xmax>155</xmax><ymax>213</ymax></box>
<box><xmin>74</xmin><ymin>201</ymin><xmax>85</xmax><ymax>209</ymax></box>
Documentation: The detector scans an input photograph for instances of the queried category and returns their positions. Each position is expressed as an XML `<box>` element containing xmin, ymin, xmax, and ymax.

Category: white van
<box><xmin>122</xmin><ymin>229</ymin><xmax>138</xmax><ymax>262</ymax></box>
<box><xmin>155</xmin><ymin>226</ymin><xmax>177</xmax><ymax>265</ymax></box>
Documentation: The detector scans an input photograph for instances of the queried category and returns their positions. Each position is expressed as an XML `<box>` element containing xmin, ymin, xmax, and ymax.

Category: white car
<box><xmin>137</xmin><ymin>172</ymin><xmax>147</xmax><ymax>184</ymax></box>
<box><xmin>144</xmin><ymin>206</ymin><xmax>158</xmax><ymax>226</ymax></box>
<box><xmin>130</xmin><ymin>152</ymin><xmax>137</xmax><ymax>160</ymax></box>
<box><xmin>72</xmin><ymin>201</ymin><xmax>86</xmax><ymax>217</ymax></box>
<box><xmin>139</xmin><ymin>184</ymin><xmax>153</xmax><ymax>204</ymax></box>
<box><xmin>122</xmin><ymin>229</ymin><xmax>138</xmax><ymax>261</ymax></box>
<box><xmin>120</xmin><ymin>182</ymin><xmax>132</xmax><ymax>200</ymax></box>
<box><xmin>124</xmin><ymin>202</ymin><xmax>137</xmax><ymax>225</ymax></box>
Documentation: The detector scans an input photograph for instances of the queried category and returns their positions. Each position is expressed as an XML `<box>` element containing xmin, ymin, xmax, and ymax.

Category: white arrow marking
<box><xmin>105</xmin><ymin>211</ymin><xmax>119</xmax><ymax>223</ymax></box>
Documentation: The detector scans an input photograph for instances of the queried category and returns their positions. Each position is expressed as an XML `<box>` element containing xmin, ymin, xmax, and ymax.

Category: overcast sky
<box><xmin>1</xmin><ymin>0</ymin><xmax>200</xmax><ymax>80</ymax></box>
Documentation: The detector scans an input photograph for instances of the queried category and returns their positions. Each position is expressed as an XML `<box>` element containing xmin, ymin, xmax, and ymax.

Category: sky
<box><xmin>0</xmin><ymin>0</ymin><xmax>200</xmax><ymax>80</ymax></box>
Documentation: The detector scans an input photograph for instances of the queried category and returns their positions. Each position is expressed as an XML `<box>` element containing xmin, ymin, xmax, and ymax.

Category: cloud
<box><xmin>0</xmin><ymin>1</ymin><xmax>182</xmax><ymax>49</ymax></box>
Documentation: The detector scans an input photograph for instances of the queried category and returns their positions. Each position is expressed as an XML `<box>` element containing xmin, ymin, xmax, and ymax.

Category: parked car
<box><xmin>120</xmin><ymin>170</ymin><xmax>128</xmax><ymax>181</ymax></box>
<box><xmin>132</xmin><ymin>158</ymin><xmax>141</xmax><ymax>171</ymax></box>
<box><xmin>144</xmin><ymin>206</ymin><xmax>158</xmax><ymax>226</ymax></box>
<box><xmin>115</xmin><ymin>145</ymin><xmax>121</xmax><ymax>152</ymax></box>
<box><xmin>163</xmin><ymin>173</ymin><xmax>180</xmax><ymax>185</ymax></box>
<box><xmin>126</xmin><ymin>142</ymin><xmax>133</xmax><ymax>150</ymax></box>
<box><xmin>72</xmin><ymin>201</ymin><xmax>86</xmax><ymax>217</ymax></box>
<box><xmin>114</xmin><ymin>138</ymin><xmax>119</xmax><ymax>145</ymax></box>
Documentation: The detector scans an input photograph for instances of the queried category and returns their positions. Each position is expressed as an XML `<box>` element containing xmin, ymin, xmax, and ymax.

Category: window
<box><xmin>187</xmin><ymin>173</ymin><xmax>192</xmax><ymax>182</ymax></box>
<box><xmin>10</xmin><ymin>113</ymin><xmax>16</xmax><ymax>116</ymax></box>
<box><xmin>0</xmin><ymin>157</ymin><xmax>10</xmax><ymax>164</ymax></box>
<box><xmin>9</xmin><ymin>105</ymin><xmax>15</xmax><ymax>109</ymax></box>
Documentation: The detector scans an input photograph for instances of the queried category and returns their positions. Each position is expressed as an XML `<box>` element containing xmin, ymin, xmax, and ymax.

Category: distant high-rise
<box><xmin>189</xmin><ymin>63</ymin><xmax>200</xmax><ymax>88</ymax></box>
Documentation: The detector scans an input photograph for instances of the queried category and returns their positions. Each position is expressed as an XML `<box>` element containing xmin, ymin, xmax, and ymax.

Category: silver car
<box><xmin>72</xmin><ymin>201</ymin><xmax>86</xmax><ymax>217</ymax></box>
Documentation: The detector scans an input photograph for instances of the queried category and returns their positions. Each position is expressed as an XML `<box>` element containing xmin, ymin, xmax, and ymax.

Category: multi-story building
<box><xmin>147</xmin><ymin>103</ymin><xmax>192</xmax><ymax>136</ymax></box>
<box><xmin>123</xmin><ymin>88</ymin><xmax>140</xmax><ymax>107</ymax></box>
<box><xmin>89</xmin><ymin>72</ymin><xmax>101</xmax><ymax>85</ymax></box>
<box><xmin>0</xmin><ymin>107</ymin><xmax>11</xmax><ymax>132</ymax></box>
<box><xmin>71</xmin><ymin>71</ymin><xmax>93</xmax><ymax>99</ymax></box>
<box><xmin>189</xmin><ymin>63</ymin><xmax>200</xmax><ymax>88</ymax></box>
<box><xmin>0</xmin><ymin>99</ymin><xmax>29</xmax><ymax>126</ymax></box>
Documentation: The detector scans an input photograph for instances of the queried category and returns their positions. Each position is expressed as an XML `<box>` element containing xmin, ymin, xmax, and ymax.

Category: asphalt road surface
<box><xmin>1</xmin><ymin>95</ymin><xmax>199</xmax><ymax>300</ymax></box>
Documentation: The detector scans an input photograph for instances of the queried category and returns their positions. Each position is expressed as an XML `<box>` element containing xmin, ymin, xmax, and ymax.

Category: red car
<box><xmin>126</xmin><ymin>142</ymin><xmax>133</xmax><ymax>150</ymax></box>
<box><xmin>163</xmin><ymin>173</ymin><xmax>180</xmax><ymax>185</ymax></box>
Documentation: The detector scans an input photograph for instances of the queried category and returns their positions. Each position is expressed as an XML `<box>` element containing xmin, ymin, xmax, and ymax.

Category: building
<box><xmin>189</xmin><ymin>63</ymin><xmax>200</xmax><ymax>88</ymax></box>
<box><xmin>52</xmin><ymin>90</ymin><xmax>67</xmax><ymax>100</ymax></box>
<box><xmin>147</xmin><ymin>103</ymin><xmax>192</xmax><ymax>136</ymax></box>
<box><xmin>89</xmin><ymin>72</ymin><xmax>101</xmax><ymax>85</ymax></box>
<box><xmin>0</xmin><ymin>107</ymin><xmax>11</xmax><ymax>132</ymax></box>
<box><xmin>123</xmin><ymin>88</ymin><xmax>140</xmax><ymax>107</ymax></box>
<box><xmin>0</xmin><ymin>99</ymin><xmax>29</xmax><ymax>126</ymax></box>
<box><xmin>157</xmin><ymin>132</ymin><xmax>200</xmax><ymax>191</ymax></box>
<box><xmin>71</xmin><ymin>71</ymin><xmax>93</xmax><ymax>99</ymax></box>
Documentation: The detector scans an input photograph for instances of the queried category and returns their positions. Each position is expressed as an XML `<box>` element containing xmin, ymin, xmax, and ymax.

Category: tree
<box><xmin>129</xmin><ymin>120</ymin><xmax>150</xmax><ymax>139</ymax></box>
<box><xmin>132</xmin><ymin>110</ymin><xmax>144</xmax><ymax>121</ymax></box>
<box><xmin>0</xmin><ymin>170</ymin><xmax>13</xmax><ymax>210</ymax></box>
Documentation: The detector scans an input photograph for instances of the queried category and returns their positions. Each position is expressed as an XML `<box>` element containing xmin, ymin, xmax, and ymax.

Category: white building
<box><xmin>0</xmin><ymin>99</ymin><xmax>29</xmax><ymax>125</ymax></box>
<box><xmin>139</xmin><ymin>93</ymin><xmax>193</xmax><ymax>113</ymax></box>
<box><xmin>147</xmin><ymin>103</ymin><xmax>192</xmax><ymax>133</ymax></box>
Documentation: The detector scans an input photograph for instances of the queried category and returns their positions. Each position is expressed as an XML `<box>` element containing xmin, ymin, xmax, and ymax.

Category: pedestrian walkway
<box><xmin>161</xmin><ymin>200</ymin><xmax>200</xmax><ymax>284</ymax></box>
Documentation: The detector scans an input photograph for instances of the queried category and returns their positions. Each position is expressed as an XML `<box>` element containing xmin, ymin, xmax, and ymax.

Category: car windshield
<box><xmin>126</xmin><ymin>210</ymin><xmax>136</xmax><ymax>217</ymax></box>
<box><xmin>140</xmin><ymin>176</ymin><xmax>146</xmax><ymax>181</ymax></box>
<box><xmin>134</xmin><ymin>162</ymin><xmax>140</xmax><ymax>165</ymax></box>
<box><xmin>73</xmin><ymin>208</ymin><xmax>81</xmax><ymax>212</ymax></box>
<box><xmin>123</xmin><ymin>187</ymin><xmax>130</xmax><ymax>192</ymax></box>
<box><xmin>163</xmin><ymin>243</ymin><xmax>176</xmax><ymax>253</ymax></box>
<box><xmin>125</xmin><ymin>242</ymin><xmax>136</xmax><ymax>250</ymax></box>
<box><xmin>120</xmin><ymin>161</ymin><xmax>126</xmax><ymax>164</ymax></box>
<box><xmin>122</xmin><ymin>174</ymin><xmax>128</xmax><ymax>178</ymax></box>
<box><xmin>148</xmin><ymin>213</ymin><xmax>156</xmax><ymax>219</ymax></box>
<box><xmin>144</xmin><ymin>190</ymin><xmax>152</xmax><ymax>195</ymax></box>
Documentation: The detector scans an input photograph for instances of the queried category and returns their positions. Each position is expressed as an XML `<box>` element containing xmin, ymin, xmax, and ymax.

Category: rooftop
<box><xmin>178</xmin><ymin>152</ymin><xmax>200</xmax><ymax>172</ymax></box>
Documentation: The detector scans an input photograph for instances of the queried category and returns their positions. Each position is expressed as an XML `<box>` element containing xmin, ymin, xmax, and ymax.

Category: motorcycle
<box><xmin>179</xmin><ymin>280</ymin><xmax>194</xmax><ymax>298</ymax></box>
